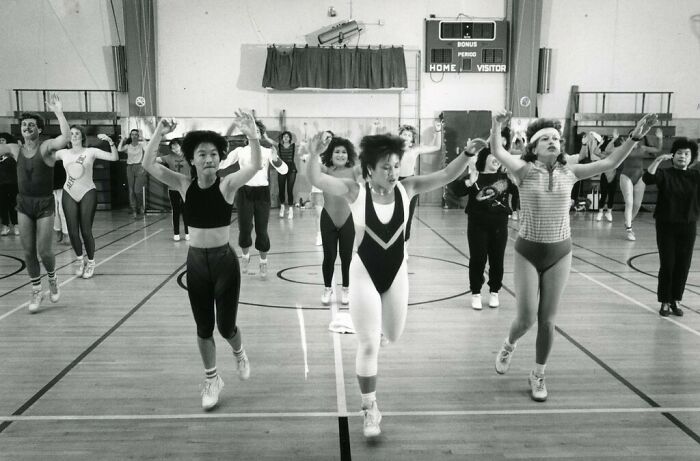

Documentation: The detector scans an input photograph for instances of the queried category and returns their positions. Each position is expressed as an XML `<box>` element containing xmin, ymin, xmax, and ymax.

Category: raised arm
<box><xmin>264</xmin><ymin>133</ymin><xmax>288</xmax><ymax>175</ymax></box>
<box><xmin>490</xmin><ymin>110</ymin><xmax>528</xmax><ymax>179</ymax></box>
<box><xmin>307</xmin><ymin>133</ymin><xmax>358</xmax><ymax>199</ymax></box>
<box><xmin>640</xmin><ymin>128</ymin><xmax>664</xmax><ymax>155</ymax></box>
<box><xmin>93</xmin><ymin>134</ymin><xmax>119</xmax><ymax>161</ymax></box>
<box><xmin>117</xmin><ymin>135</ymin><xmax>128</xmax><ymax>153</ymax></box>
<box><xmin>221</xmin><ymin>110</ymin><xmax>263</xmax><ymax>198</ymax></box>
<box><xmin>645</xmin><ymin>153</ymin><xmax>673</xmax><ymax>178</ymax></box>
<box><xmin>142</xmin><ymin>119</ymin><xmax>190</xmax><ymax>192</ymax></box>
<box><xmin>569</xmin><ymin>114</ymin><xmax>658</xmax><ymax>180</ymax></box>
<box><xmin>413</xmin><ymin>119</ymin><xmax>443</xmax><ymax>155</ymax></box>
<box><xmin>42</xmin><ymin>93</ymin><xmax>70</xmax><ymax>155</ymax></box>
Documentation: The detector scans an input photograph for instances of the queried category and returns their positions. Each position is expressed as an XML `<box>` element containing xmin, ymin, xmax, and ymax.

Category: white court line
<box><xmin>572</xmin><ymin>268</ymin><xmax>700</xmax><ymax>338</ymax></box>
<box><xmin>295</xmin><ymin>303</ymin><xmax>310</xmax><ymax>379</ymax></box>
<box><xmin>329</xmin><ymin>278</ymin><xmax>349</xmax><ymax>417</ymax></box>
<box><xmin>5</xmin><ymin>406</ymin><xmax>700</xmax><ymax>422</ymax></box>
<box><xmin>0</xmin><ymin>229</ymin><xmax>163</xmax><ymax>322</ymax></box>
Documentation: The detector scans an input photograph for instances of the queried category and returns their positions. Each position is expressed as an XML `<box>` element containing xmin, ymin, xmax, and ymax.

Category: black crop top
<box><xmin>184</xmin><ymin>177</ymin><xmax>232</xmax><ymax>228</ymax></box>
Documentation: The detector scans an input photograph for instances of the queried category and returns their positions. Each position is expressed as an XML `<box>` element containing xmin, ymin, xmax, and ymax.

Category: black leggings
<box><xmin>599</xmin><ymin>173</ymin><xmax>619</xmax><ymax>210</ymax></box>
<box><xmin>467</xmin><ymin>216</ymin><xmax>508</xmax><ymax>293</ymax></box>
<box><xmin>0</xmin><ymin>183</ymin><xmax>18</xmax><ymax>226</ymax></box>
<box><xmin>656</xmin><ymin>221</ymin><xmax>696</xmax><ymax>303</ymax></box>
<box><xmin>236</xmin><ymin>185</ymin><xmax>271</xmax><ymax>252</ymax></box>
<box><xmin>277</xmin><ymin>169</ymin><xmax>296</xmax><ymax>206</ymax></box>
<box><xmin>186</xmin><ymin>244</ymin><xmax>241</xmax><ymax>339</ymax></box>
<box><xmin>169</xmin><ymin>190</ymin><xmax>188</xmax><ymax>234</ymax></box>
<box><xmin>320</xmin><ymin>209</ymin><xmax>354</xmax><ymax>287</ymax></box>
<box><xmin>62</xmin><ymin>189</ymin><xmax>97</xmax><ymax>259</ymax></box>
<box><xmin>511</xmin><ymin>186</ymin><xmax>520</xmax><ymax>212</ymax></box>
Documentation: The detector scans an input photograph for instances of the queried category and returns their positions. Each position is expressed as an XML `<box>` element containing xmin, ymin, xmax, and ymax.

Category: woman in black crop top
<box><xmin>143</xmin><ymin>112</ymin><xmax>262</xmax><ymax>411</ymax></box>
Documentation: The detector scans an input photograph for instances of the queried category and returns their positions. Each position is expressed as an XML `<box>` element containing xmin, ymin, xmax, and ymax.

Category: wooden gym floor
<box><xmin>0</xmin><ymin>206</ymin><xmax>699</xmax><ymax>460</ymax></box>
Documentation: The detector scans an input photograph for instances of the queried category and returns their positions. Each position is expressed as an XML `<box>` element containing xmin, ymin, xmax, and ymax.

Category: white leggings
<box><xmin>349</xmin><ymin>255</ymin><xmax>409</xmax><ymax>376</ymax></box>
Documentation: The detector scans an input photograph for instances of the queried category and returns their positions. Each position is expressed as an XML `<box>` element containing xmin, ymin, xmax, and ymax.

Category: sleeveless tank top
<box><xmin>278</xmin><ymin>143</ymin><xmax>296</xmax><ymax>171</ymax></box>
<box><xmin>17</xmin><ymin>147</ymin><xmax>53</xmax><ymax>197</ymax></box>
<box><xmin>184</xmin><ymin>177</ymin><xmax>232</xmax><ymax>228</ymax></box>
<box><xmin>61</xmin><ymin>148</ymin><xmax>98</xmax><ymax>202</ymax></box>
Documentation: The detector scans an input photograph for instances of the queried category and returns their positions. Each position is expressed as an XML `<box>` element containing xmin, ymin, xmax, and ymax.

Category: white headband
<box><xmin>529</xmin><ymin>127</ymin><xmax>561</xmax><ymax>144</ymax></box>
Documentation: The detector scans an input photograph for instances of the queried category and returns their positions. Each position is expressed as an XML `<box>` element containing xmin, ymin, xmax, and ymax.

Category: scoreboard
<box><xmin>424</xmin><ymin>19</ymin><xmax>509</xmax><ymax>73</ymax></box>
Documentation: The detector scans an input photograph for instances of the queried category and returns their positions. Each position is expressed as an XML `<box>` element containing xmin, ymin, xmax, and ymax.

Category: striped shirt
<box><xmin>517</xmin><ymin>161</ymin><xmax>577</xmax><ymax>243</ymax></box>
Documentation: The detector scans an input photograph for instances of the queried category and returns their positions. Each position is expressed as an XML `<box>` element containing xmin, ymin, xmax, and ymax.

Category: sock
<box><xmin>31</xmin><ymin>277</ymin><xmax>41</xmax><ymax>290</ymax></box>
<box><xmin>87</xmin><ymin>259</ymin><xmax>95</xmax><ymax>265</ymax></box>
<box><xmin>504</xmin><ymin>337</ymin><xmax>516</xmax><ymax>351</ymax></box>
<box><xmin>47</xmin><ymin>271</ymin><xmax>56</xmax><ymax>280</ymax></box>
<box><xmin>361</xmin><ymin>392</ymin><xmax>376</xmax><ymax>409</ymax></box>
<box><xmin>260</xmin><ymin>257</ymin><xmax>267</xmax><ymax>263</ymax></box>
<box><xmin>204</xmin><ymin>367</ymin><xmax>218</xmax><ymax>380</ymax></box>
<box><xmin>233</xmin><ymin>347</ymin><xmax>245</xmax><ymax>358</ymax></box>
<box><xmin>242</xmin><ymin>253</ymin><xmax>250</xmax><ymax>260</ymax></box>
<box><xmin>534</xmin><ymin>363</ymin><xmax>546</xmax><ymax>376</ymax></box>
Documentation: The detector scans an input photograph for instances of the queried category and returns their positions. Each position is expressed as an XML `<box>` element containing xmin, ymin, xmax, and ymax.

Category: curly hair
<box><xmin>475</xmin><ymin>148</ymin><xmax>493</xmax><ymax>172</ymax></box>
<box><xmin>671</xmin><ymin>137</ymin><xmax>699</xmax><ymax>163</ymax></box>
<box><xmin>398</xmin><ymin>124</ymin><xmax>417</xmax><ymax>146</ymax></box>
<box><xmin>19</xmin><ymin>112</ymin><xmax>45</xmax><ymax>131</ymax></box>
<box><xmin>321</xmin><ymin>137</ymin><xmax>357</xmax><ymax>168</ymax></box>
<box><xmin>522</xmin><ymin>118</ymin><xmax>567</xmax><ymax>164</ymax></box>
<box><xmin>181</xmin><ymin>130</ymin><xmax>228</xmax><ymax>162</ymax></box>
<box><xmin>359</xmin><ymin>134</ymin><xmax>404</xmax><ymax>179</ymax></box>
<box><xmin>0</xmin><ymin>132</ymin><xmax>17</xmax><ymax>144</ymax></box>
<box><xmin>278</xmin><ymin>130</ymin><xmax>293</xmax><ymax>143</ymax></box>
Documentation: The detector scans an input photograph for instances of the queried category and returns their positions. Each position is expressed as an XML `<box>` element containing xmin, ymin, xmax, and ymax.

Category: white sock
<box><xmin>504</xmin><ymin>337</ymin><xmax>516</xmax><ymax>351</ymax></box>
<box><xmin>534</xmin><ymin>363</ymin><xmax>546</xmax><ymax>376</ymax></box>
<box><xmin>361</xmin><ymin>392</ymin><xmax>376</xmax><ymax>409</ymax></box>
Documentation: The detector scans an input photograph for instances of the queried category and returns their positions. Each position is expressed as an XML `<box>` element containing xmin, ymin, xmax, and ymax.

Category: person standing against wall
<box><xmin>0</xmin><ymin>133</ymin><xmax>19</xmax><ymax>236</ymax></box>
<box><xmin>158</xmin><ymin>139</ymin><xmax>191</xmax><ymax>241</ymax></box>
<box><xmin>118</xmin><ymin>128</ymin><xmax>147</xmax><ymax>218</ymax></box>
<box><xmin>277</xmin><ymin>131</ymin><xmax>297</xmax><ymax>220</ymax></box>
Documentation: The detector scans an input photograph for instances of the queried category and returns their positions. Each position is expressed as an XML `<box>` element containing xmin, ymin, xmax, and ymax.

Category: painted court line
<box><xmin>5</xmin><ymin>406</ymin><xmax>700</xmax><ymax>422</ymax></box>
<box><xmin>295</xmin><ymin>303</ymin><xmax>310</xmax><ymax>380</ymax></box>
<box><xmin>0</xmin><ymin>229</ymin><xmax>163</xmax><ymax>322</ymax></box>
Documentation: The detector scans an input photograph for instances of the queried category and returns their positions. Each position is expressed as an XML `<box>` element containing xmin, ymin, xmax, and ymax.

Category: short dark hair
<box><xmin>500</xmin><ymin>126</ymin><xmax>512</xmax><ymax>152</ymax></box>
<box><xmin>254</xmin><ymin>120</ymin><xmax>266</xmax><ymax>136</ymax></box>
<box><xmin>475</xmin><ymin>147</ymin><xmax>492</xmax><ymax>172</ymax></box>
<box><xmin>671</xmin><ymin>137</ymin><xmax>699</xmax><ymax>163</ymax></box>
<box><xmin>181</xmin><ymin>130</ymin><xmax>228</xmax><ymax>162</ymax></box>
<box><xmin>522</xmin><ymin>118</ymin><xmax>567</xmax><ymax>165</ymax></box>
<box><xmin>359</xmin><ymin>134</ymin><xmax>404</xmax><ymax>179</ymax></box>
<box><xmin>0</xmin><ymin>132</ymin><xmax>17</xmax><ymax>143</ymax></box>
<box><xmin>69</xmin><ymin>125</ymin><xmax>87</xmax><ymax>146</ymax></box>
<box><xmin>278</xmin><ymin>131</ymin><xmax>293</xmax><ymax>143</ymax></box>
<box><xmin>20</xmin><ymin>112</ymin><xmax>45</xmax><ymax>130</ymax></box>
<box><xmin>398</xmin><ymin>124</ymin><xmax>417</xmax><ymax>146</ymax></box>
<box><xmin>321</xmin><ymin>137</ymin><xmax>357</xmax><ymax>168</ymax></box>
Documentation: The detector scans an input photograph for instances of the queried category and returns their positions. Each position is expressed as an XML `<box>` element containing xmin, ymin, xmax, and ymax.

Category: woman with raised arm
<box><xmin>308</xmin><ymin>132</ymin><xmax>473</xmax><ymax>438</ymax></box>
<box><xmin>142</xmin><ymin>112</ymin><xmax>261</xmax><ymax>411</ymax></box>
<box><xmin>56</xmin><ymin>127</ymin><xmax>119</xmax><ymax>278</ymax></box>
<box><xmin>489</xmin><ymin>110</ymin><xmax>657</xmax><ymax>403</ymax></box>
<box><xmin>118</xmin><ymin>128</ymin><xmax>147</xmax><ymax>218</ymax></box>
<box><xmin>277</xmin><ymin>130</ymin><xmax>297</xmax><ymax>220</ymax></box>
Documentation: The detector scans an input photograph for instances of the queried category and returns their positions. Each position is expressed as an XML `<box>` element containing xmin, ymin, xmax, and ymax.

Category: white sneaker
<box><xmin>13</xmin><ymin>226</ymin><xmax>20</xmax><ymax>235</ymax></box>
<box><xmin>173</xmin><ymin>234</ymin><xmax>181</xmax><ymax>241</ymax></box>
<box><xmin>259</xmin><ymin>260</ymin><xmax>268</xmax><ymax>279</ymax></box>
<box><xmin>321</xmin><ymin>287</ymin><xmax>333</xmax><ymax>305</ymax></box>
<box><xmin>0</xmin><ymin>226</ymin><xmax>9</xmax><ymax>236</ymax></box>
<box><xmin>488</xmin><ymin>292</ymin><xmax>499</xmax><ymax>308</ymax></box>
<box><xmin>511</xmin><ymin>211</ymin><xmax>519</xmax><ymax>221</ymax></box>
<box><xmin>361</xmin><ymin>401</ymin><xmax>382</xmax><ymax>438</ymax></box>
<box><xmin>241</xmin><ymin>255</ymin><xmax>250</xmax><ymax>274</ymax></box>
<box><xmin>75</xmin><ymin>257</ymin><xmax>86</xmax><ymax>277</ymax></box>
<box><xmin>28</xmin><ymin>288</ymin><xmax>43</xmax><ymax>313</ymax></box>
<box><xmin>287</xmin><ymin>207</ymin><xmax>293</xmax><ymax>220</ymax></box>
<box><xmin>341</xmin><ymin>287</ymin><xmax>350</xmax><ymax>305</ymax></box>
<box><xmin>200</xmin><ymin>375</ymin><xmax>224</xmax><ymax>410</ymax></box>
<box><xmin>185</xmin><ymin>234</ymin><xmax>190</xmax><ymax>241</ymax></box>
<box><xmin>471</xmin><ymin>294</ymin><xmax>482</xmax><ymax>310</ymax></box>
<box><xmin>605</xmin><ymin>210</ymin><xmax>613</xmax><ymax>222</ymax></box>
<box><xmin>528</xmin><ymin>370</ymin><xmax>548</xmax><ymax>402</ymax></box>
<box><xmin>315</xmin><ymin>232</ymin><xmax>323</xmax><ymax>246</ymax></box>
<box><xmin>48</xmin><ymin>277</ymin><xmax>60</xmax><ymax>303</ymax></box>
<box><xmin>595</xmin><ymin>210</ymin><xmax>603</xmax><ymax>221</ymax></box>
<box><xmin>82</xmin><ymin>260</ymin><xmax>96</xmax><ymax>279</ymax></box>
<box><xmin>495</xmin><ymin>340</ymin><xmax>515</xmax><ymax>374</ymax></box>
<box><xmin>626</xmin><ymin>228</ymin><xmax>636</xmax><ymax>241</ymax></box>
<box><xmin>236</xmin><ymin>350</ymin><xmax>251</xmax><ymax>380</ymax></box>
<box><xmin>279</xmin><ymin>204</ymin><xmax>285</xmax><ymax>218</ymax></box>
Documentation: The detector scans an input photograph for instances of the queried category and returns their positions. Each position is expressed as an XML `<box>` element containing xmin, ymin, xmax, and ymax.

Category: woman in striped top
<box><xmin>277</xmin><ymin>131</ymin><xmax>297</xmax><ymax>219</ymax></box>
<box><xmin>490</xmin><ymin>110</ymin><xmax>658</xmax><ymax>402</ymax></box>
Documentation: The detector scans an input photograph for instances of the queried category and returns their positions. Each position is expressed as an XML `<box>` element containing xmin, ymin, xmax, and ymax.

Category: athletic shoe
<box><xmin>279</xmin><ymin>204</ymin><xmax>285</xmax><ymax>218</ymax></box>
<box><xmin>659</xmin><ymin>302</ymin><xmax>671</xmax><ymax>317</ymax></box>
<box><xmin>471</xmin><ymin>294</ymin><xmax>482</xmax><ymax>310</ymax></box>
<box><xmin>528</xmin><ymin>371</ymin><xmax>548</xmax><ymax>402</ymax></box>
<box><xmin>13</xmin><ymin>226</ymin><xmax>19</xmax><ymax>235</ymax></box>
<box><xmin>48</xmin><ymin>277</ymin><xmax>60</xmax><ymax>303</ymax></box>
<box><xmin>595</xmin><ymin>210</ymin><xmax>603</xmax><ymax>221</ymax></box>
<box><xmin>488</xmin><ymin>292</ymin><xmax>500</xmax><ymax>308</ymax></box>
<box><xmin>259</xmin><ymin>260</ymin><xmax>268</xmax><ymax>279</ymax></box>
<box><xmin>236</xmin><ymin>350</ymin><xmax>251</xmax><ymax>380</ymax></box>
<box><xmin>495</xmin><ymin>340</ymin><xmax>515</xmax><ymax>374</ymax></box>
<box><xmin>75</xmin><ymin>258</ymin><xmax>86</xmax><ymax>277</ymax></box>
<box><xmin>185</xmin><ymin>234</ymin><xmax>190</xmax><ymax>241</ymax></box>
<box><xmin>131</xmin><ymin>211</ymin><xmax>138</xmax><ymax>219</ymax></box>
<box><xmin>61</xmin><ymin>233</ymin><xmax>70</xmax><ymax>245</ymax></box>
<box><xmin>83</xmin><ymin>260</ymin><xmax>96</xmax><ymax>279</ymax></box>
<box><xmin>670</xmin><ymin>301</ymin><xmax>683</xmax><ymax>317</ymax></box>
<box><xmin>241</xmin><ymin>255</ymin><xmax>250</xmax><ymax>274</ymax></box>
<box><xmin>321</xmin><ymin>287</ymin><xmax>333</xmax><ymax>305</ymax></box>
<box><xmin>361</xmin><ymin>401</ymin><xmax>382</xmax><ymax>438</ymax></box>
<box><xmin>605</xmin><ymin>210</ymin><xmax>613</xmax><ymax>222</ymax></box>
<box><xmin>315</xmin><ymin>232</ymin><xmax>322</xmax><ymax>246</ymax></box>
<box><xmin>511</xmin><ymin>211</ymin><xmax>519</xmax><ymax>221</ymax></box>
<box><xmin>341</xmin><ymin>287</ymin><xmax>350</xmax><ymax>305</ymax></box>
<box><xmin>380</xmin><ymin>334</ymin><xmax>390</xmax><ymax>347</ymax></box>
<box><xmin>28</xmin><ymin>288</ymin><xmax>43</xmax><ymax>314</ymax></box>
<box><xmin>287</xmin><ymin>207</ymin><xmax>293</xmax><ymax>220</ymax></box>
<box><xmin>0</xmin><ymin>226</ymin><xmax>9</xmax><ymax>236</ymax></box>
<box><xmin>200</xmin><ymin>375</ymin><xmax>224</xmax><ymax>410</ymax></box>
<box><xmin>173</xmin><ymin>234</ymin><xmax>181</xmax><ymax>241</ymax></box>
<box><xmin>625</xmin><ymin>228</ymin><xmax>636</xmax><ymax>241</ymax></box>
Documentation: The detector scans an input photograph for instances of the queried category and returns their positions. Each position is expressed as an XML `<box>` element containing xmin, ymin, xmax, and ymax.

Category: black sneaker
<box><xmin>670</xmin><ymin>301</ymin><xmax>683</xmax><ymax>317</ymax></box>
<box><xmin>659</xmin><ymin>303</ymin><xmax>671</xmax><ymax>317</ymax></box>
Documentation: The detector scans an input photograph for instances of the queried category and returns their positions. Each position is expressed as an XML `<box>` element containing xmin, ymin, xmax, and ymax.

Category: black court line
<box><xmin>418</xmin><ymin>215</ymin><xmax>700</xmax><ymax>445</ymax></box>
<box><xmin>0</xmin><ymin>253</ymin><xmax>26</xmax><ymax>280</ymax></box>
<box><xmin>628</xmin><ymin>251</ymin><xmax>700</xmax><ymax>290</ymax></box>
<box><xmin>0</xmin><ymin>261</ymin><xmax>186</xmax><ymax>435</ymax></box>
<box><xmin>338</xmin><ymin>416</ymin><xmax>351</xmax><ymax>461</ymax></box>
<box><xmin>0</xmin><ymin>216</ymin><xmax>167</xmax><ymax>299</ymax></box>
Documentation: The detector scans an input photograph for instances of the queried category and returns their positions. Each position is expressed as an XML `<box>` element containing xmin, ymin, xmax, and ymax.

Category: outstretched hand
<box><xmin>156</xmin><ymin>118</ymin><xmax>177</xmax><ymax>136</ymax></box>
<box><xmin>308</xmin><ymin>132</ymin><xmax>330</xmax><ymax>157</ymax></box>
<box><xmin>96</xmin><ymin>134</ymin><xmax>112</xmax><ymax>142</ymax></box>
<box><xmin>493</xmin><ymin>109</ymin><xmax>511</xmax><ymax>125</ymax></box>
<box><xmin>233</xmin><ymin>110</ymin><xmax>257</xmax><ymax>139</ymax></box>
<box><xmin>46</xmin><ymin>93</ymin><xmax>63</xmax><ymax>112</ymax></box>
<box><xmin>630</xmin><ymin>113</ymin><xmax>658</xmax><ymax>139</ymax></box>
<box><xmin>464</xmin><ymin>138</ymin><xmax>488</xmax><ymax>155</ymax></box>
